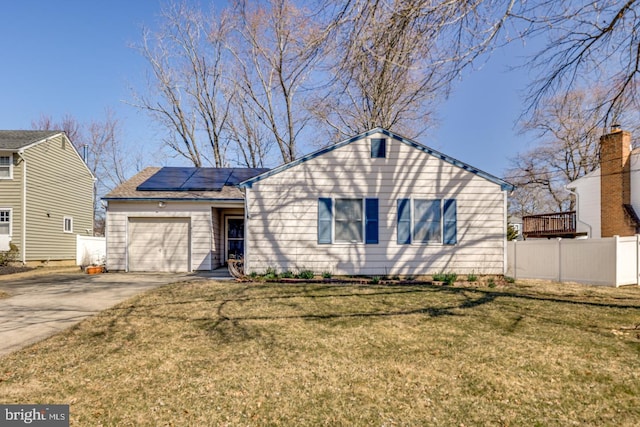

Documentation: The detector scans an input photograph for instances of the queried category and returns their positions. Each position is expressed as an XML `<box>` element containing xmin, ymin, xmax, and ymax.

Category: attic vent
<box><xmin>371</xmin><ymin>138</ymin><xmax>386</xmax><ymax>158</ymax></box>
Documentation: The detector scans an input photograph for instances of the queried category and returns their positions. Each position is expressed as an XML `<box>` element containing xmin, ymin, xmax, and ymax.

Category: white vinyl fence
<box><xmin>77</xmin><ymin>235</ymin><xmax>106</xmax><ymax>266</ymax></box>
<box><xmin>507</xmin><ymin>236</ymin><xmax>640</xmax><ymax>287</ymax></box>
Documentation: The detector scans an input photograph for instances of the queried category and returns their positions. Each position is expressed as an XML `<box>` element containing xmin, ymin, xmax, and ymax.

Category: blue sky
<box><xmin>0</xmin><ymin>0</ymin><xmax>537</xmax><ymax>178</ymax></box>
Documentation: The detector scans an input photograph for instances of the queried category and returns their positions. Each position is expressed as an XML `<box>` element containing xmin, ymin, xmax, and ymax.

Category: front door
<box><xmin>225</xmin><ymin>216</ymin><xmax>244</xmax><ymax>261</ymax></box>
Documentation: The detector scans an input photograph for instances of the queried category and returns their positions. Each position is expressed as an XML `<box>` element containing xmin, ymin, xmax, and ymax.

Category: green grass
<box><xmin>1</xmin><ymin>280</ymin><xmax>640</xmax><ymax>426</ymax></box>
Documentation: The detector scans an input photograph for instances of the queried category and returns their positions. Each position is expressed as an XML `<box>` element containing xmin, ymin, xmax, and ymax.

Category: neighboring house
<box><xmin>568</xmin><ymin>127</ymin><xmax>640</xmax><ymax>238</ymax></box>
<box><xmin>0</xmin><ymin>131</ymin><xmax>94</xmax><ymax>263</ymax></box>
<box><xmin>104</xmin><ymin>128</ymin><xmax>514</xmax><ymax>275</ymax></box>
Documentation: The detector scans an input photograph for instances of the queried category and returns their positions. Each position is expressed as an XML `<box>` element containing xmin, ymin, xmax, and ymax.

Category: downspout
<box><xmin>566</xmin><ymin>187</ymin><xmax>592</xmax><ymax>238</ymax></box>
<box><xmin>244</xmin><ymin>186</ymin><xmax>250</xmax><ymax>274</ymax></box>
<box><xmin>16</xmin><ymin>150</ymin><xmax>26</xmax><ymax>264</ymax></box>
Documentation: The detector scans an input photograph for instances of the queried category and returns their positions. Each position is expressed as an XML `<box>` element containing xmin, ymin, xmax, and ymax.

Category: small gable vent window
<box><xmin>371</xmin><ymin>138</ymin><xmax>386</xmax><ymax>158</ymax></box>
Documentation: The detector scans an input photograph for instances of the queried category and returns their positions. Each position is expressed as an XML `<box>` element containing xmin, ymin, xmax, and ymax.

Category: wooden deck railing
<box><xmin>522</xmin><ymin>211</ymin><xmax>577</xmax><ymax>238</ymax></box>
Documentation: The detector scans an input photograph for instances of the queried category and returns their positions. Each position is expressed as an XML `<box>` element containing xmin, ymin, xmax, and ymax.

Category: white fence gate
<box><xmin>77</xmin><ymin>235</ymin><xmax>106</xmax><ymax>266</ymax></box>
<box><xmin>506</xmin><ymin>236</ymin><xmax>640</xmax><ymax>287</ymax></box>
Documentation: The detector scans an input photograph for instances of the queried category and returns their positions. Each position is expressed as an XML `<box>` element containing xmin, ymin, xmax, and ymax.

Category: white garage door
<box><xmin>127</xmin><ymin>218</ymin><xmax>190</xmax><ymax>272</ymax></box>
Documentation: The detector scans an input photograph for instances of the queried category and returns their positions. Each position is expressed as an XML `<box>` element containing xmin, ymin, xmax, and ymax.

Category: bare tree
<box><xmin>132</xmin><ymin>1</ymin><xmax>230</xmax><ymax>167</ymax></box>
<box><xmin>515</xmin><ymin>0</ymin><xmax>640</xmax><ymax>125</ymax></box>
<box><xmin>314</xmin><ymin>0</ymin><xmax>516</xmax><ymax>138</ymax></box>
<box><xmin>228</xmin><ymin>0</ymin><xmax>325</xmax><ymax>163</ymax></box>
<box><xmin>506</xmin><ymin>89</ymin><xmax>640</xmax><ymax>216</ymax></box>
<box><xmin>31</xmin><ymin>111</ymin><xmax>140</xmax><ymax>234</ymax></box>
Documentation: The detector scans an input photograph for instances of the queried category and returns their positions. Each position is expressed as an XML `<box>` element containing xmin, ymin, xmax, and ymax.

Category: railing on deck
<box><xmin>522</xmin><ymin>211</ymin><xmax>577</xmax><ymax>238</ymax></box>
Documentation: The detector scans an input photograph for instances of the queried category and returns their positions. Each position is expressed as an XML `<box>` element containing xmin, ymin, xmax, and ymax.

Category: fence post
<box><xmin>513</xmin><ymin>240</ymin><xmax>517</xmax><ymax>280</ymax></box>
<box><xmin>637</xmin><ymin>234</ymin><xmax>640</xmax><ymax>286</ymax></box>
<box><xmin>557</xmin><ymin>237</ymin><xmax>562</xmax><ymax>282</ymax></box>
<box><xmin>614</xmin><ymin>235</ymin><xmax>619</xmax><ymax>287</ymax></box>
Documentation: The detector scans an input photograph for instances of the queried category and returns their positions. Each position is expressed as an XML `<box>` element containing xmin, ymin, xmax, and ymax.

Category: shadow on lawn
<box><xmin>104</xmin><ymin>282</ymin><xmax>640</xmax><ymax>345</ymax></box>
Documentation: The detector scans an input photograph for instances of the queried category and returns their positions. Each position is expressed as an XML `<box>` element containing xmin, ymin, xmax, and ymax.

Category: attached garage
<box><xmin>127</xmin><ymin>217</ymin><xmax>190</xmax><ymax>272</ymax></box>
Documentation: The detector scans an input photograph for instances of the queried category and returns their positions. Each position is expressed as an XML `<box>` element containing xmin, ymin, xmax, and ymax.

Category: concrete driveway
<box><xmin>0</xmin><ymin>271</ymin><xmax>221</xmax><ymax>357</ymax></box>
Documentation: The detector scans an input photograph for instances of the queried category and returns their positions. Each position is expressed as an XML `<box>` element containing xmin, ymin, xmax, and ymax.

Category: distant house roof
<box><xmin>0</xmin><ymin>130</ymin><xmax>62</xmax><ymax>151</ymax></box>
<box><xmin>239</xmin><ymin>127</ymin><xmax>515</xmax><ymax>191</ymax></box>
<box><xmin>104</xmin><ymin>166</ymin><xmax>269</xmax><ymax>201</ymax></box>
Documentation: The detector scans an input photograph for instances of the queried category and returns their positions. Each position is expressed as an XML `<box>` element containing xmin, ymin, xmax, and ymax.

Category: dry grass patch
<box><xmin>1</xmin><ymin>281</ymin><xmax>640</xmax><ymax>426</ymax></box>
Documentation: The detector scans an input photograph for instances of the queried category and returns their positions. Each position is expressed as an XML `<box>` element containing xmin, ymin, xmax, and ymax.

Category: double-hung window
<box><xmin>0</xmin><ymin>154</ymin><xmax>12</xmax><ymax>179</ymax></box>
<box><xmin>318</xmin><ymin>198</ymin><xmax>379</xmax><ymax>244</ymax></box>
<box><xmin>0</xmin><ymin>209</ymin><xmax>11</xmax><ymax>236</ymax></box>
<box><xmin>397</xmin><ymin>198</ymin><xmax>457</xmax><ymax>245</ymax></box>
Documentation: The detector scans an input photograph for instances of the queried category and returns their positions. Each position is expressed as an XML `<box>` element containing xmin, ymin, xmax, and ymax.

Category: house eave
<box><xmin>239</xmin><ymin>127</ymin><xmax>515</xmax><ymax>191</ymax></box>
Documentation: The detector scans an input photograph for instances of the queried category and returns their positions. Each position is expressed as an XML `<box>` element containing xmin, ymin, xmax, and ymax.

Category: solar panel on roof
<box><xmin>137</xmin><ymin>167</ymin><xmax>270</xmax><ymax>192</ymax></box>
<box><xmin>227</xmin><ymin>168</ymin><xmax>270</xmax><ymax>185</ymax></box>
<box><xmin>136</xmin><ymin>167</ymin><xmax>197</xmax><ymax>191</ymax></box>
<box><xmin>180</xmin><ymin>168</ymin><xmax>232</xmax><ymax>191</ymax></box>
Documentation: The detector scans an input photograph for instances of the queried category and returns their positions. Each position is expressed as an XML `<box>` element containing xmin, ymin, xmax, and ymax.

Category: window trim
<box><xmin>63</xmin><ymin>216</ymin><xmax>73</xmax><ymax>234</ymax></box>
<box><xmin>318</xmin><ymin>198</ymin><xmax>379</xmax><ymax>245</ymax></box>
<box><xmin>0</xmin><ymin>208</ymin><xmax>12</xmax><ymax>236</ymax></box>
<box><xmin>0</xmin><ymin>153</ymin><xmax>13</xmax><ymax>180</ymax></box>
<box><xmin>334</xmin><ymin>198</ymin><xmax>365</xmax><ymax>243</ymax></box>
<box><xmin>397</xmin><ymin>198</ymin><xmax>457</xmax><ymax>246</ymax></box>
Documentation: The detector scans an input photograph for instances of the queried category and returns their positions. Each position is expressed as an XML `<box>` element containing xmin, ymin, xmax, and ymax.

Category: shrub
<box><xmin>467</xmin><ymin>272</ymin><xmax>478</xmax><ymax>282</ymax></box>
<box><xmin>505</xmin><ymin>276</ymin><xmax>515</xmax><ymax>283</ymax></box>
<box><xmin>487</xmin><ymin>278</ymin><xmax>496</xmax><ymax>288</ymax></box>
<box><xmin>433</xmin><ymin>272</ymin><xmax>457</xmax><ymax>286</ymax></box>
<box><xmin>370</xmin><ymin>276</ymin><xmax>380</xmax><ymax>284</ymax></box>
<box><xmin>249</xmin><ymin>272</ymin><xmax>258</xmax><ymax>279</ymax></box>
<box><xmin>280</xmin><ymin>270</ymin><xmax>295</xmax><ymax>278</ymax></box>
<box><xmin>0</xmin><ymin>243</ymin><xmax>18</xmax><ymax>266</ymax></box>
<box><xmin>264</xmin><ymin>267</ymin><xmax>278</xmax><ymax>280</ymax></box>
<box><xmin>322</xmin><ymin>271</ymin><xmax>332</xmax><ymax>279</ymax></box>
<box><xmin>296</xmin><ymin>270</ymin><xmax>314</xmax><ymax>280</ymax></box>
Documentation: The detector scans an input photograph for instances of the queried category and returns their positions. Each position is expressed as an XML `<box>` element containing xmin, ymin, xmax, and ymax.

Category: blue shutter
<box><xmin>371</xmin><ymin>138</ymin><xmax>386</xmax><ymax>158</ymax></box>
<box><xmin>318</xmin><ymin>198</ymin><xmax>332</xmax><ymax>244</ymax></box>
<box><xmin>443</xmin><ymin>199</ymin><xmax>457</xmax><ymax>245</ymax></box>
<box><xmin>397</xmin><ymin>198</ymin><xmax>411</xmax><ymax>244</ymax></box>
<box><xmin>365</xmin><ymin>198</ymin><xmax>379</xmax><ymax>244</ymax></box>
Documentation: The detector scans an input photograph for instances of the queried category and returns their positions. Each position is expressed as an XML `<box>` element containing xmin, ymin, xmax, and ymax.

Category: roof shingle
<box><xmin>0</xmin><ymin>130</ymin><xmax>62</xmax><ymax>150</ymax></box>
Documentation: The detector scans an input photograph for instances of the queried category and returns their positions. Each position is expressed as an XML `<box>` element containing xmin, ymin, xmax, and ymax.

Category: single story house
<box><xmin>104</xmin><ymin>128</ymin><xmax>514</xmax><ymax>275</ymax></box>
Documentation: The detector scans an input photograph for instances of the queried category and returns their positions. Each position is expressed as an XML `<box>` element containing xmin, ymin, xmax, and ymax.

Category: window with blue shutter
<box><xmin>397</xmin><ymin>198</ymin><xmax>411</xmax><ymax>244</ymax></box>
<box><xmin>318</xmin><ymin>198</ymin><xmax>332</xmax><ymax>244</ymax></box>
<box><xmin>371</xmin><ymin>138</ymin><xmax>386</xmax><ymax>158</ymax></box>
<box><xmin>443</xmin><ymin>199</ymin><xmax>457</xmax><ymax>245</ymax></box>
<box><xmin>365</xmin><ymin>198</ymin><xmax>379</xmax><ymax>244</ymax></box>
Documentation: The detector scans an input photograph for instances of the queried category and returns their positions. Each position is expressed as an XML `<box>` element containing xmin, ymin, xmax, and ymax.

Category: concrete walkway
<box><xmin>0</xmin><ymin>270</ymin><xmax>229</xmax><ymax>357</ymax></box>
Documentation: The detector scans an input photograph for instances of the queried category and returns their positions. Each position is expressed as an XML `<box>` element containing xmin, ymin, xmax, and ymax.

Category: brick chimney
<box><xmin>600</xmin><ymin>127</ymin><xmax>636</xmax><ymax>237</ymax></box>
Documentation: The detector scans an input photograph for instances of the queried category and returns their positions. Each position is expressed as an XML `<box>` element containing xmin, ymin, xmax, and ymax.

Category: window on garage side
<box><xmin>63</xmin><ymin>216</ymin><xmax>73</xmax><ymax>233</ymax></box>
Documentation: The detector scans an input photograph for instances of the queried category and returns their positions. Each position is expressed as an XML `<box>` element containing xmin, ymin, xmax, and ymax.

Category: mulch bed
<box><xmin>0</xmin><ymin>265</ymin><xmax>35</xmax><ymax>276</ymax></box>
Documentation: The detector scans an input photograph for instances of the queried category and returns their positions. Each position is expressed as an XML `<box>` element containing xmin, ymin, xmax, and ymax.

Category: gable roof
<box><xmin>0</xmin><ymin>130</ymin><xmax>62</xmax><ymax>151</ymax></box>
<box><xmin>104</xmin><ymin>167</ymin><xmax>268</xmax><ymax>201</ymax></box>
<box><xmin>239</xmin><ymin>128</ymin><xmax>515</xmax><ymax>191</ymax></box>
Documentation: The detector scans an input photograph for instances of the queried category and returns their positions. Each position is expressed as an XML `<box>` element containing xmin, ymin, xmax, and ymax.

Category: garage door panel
<box><xmin>128</xmin><ymin>218</ymin><xmax>190</xmax><ymax>272</ymax></box>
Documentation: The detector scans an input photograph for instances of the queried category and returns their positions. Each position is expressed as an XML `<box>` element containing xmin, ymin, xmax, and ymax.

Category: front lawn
<box><xmin>1</xmin><ymin>280</ymin><xmax>639</xmax><ymax>426</ymax></box>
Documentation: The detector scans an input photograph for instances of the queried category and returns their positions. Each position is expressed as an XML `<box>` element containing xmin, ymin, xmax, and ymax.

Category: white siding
<box><xmin>106</xmin><ymin>201</ymin><xmax>213</xmax><ymax>272</ymax></box>
<box><xmin>570</xmin><ymin>169</ymin><xmax>601</xmax><ymax>238</ymax></box>
<box><xmin>631</xmin><ymin>152</ymin><xmax>640</xmax><ymax>217</ymax></box>
<box><xmin>246</xmin><ymin>132</ymin><xmax>507</xmax><ymax>275</ymax></box>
